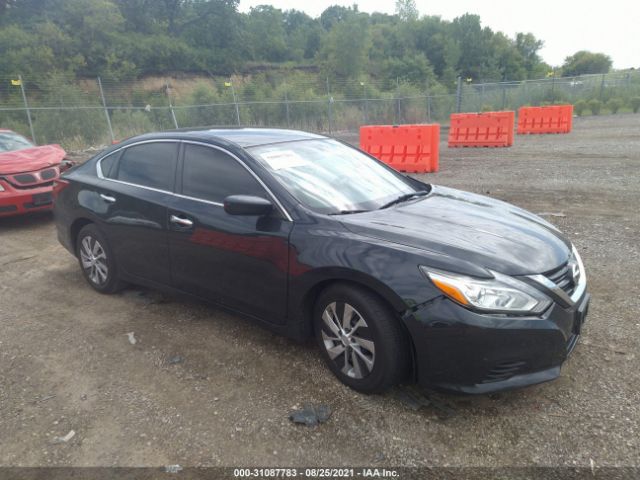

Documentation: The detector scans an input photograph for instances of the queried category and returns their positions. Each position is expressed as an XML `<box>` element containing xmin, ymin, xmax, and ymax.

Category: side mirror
<box><xmin>223</xmin><ymin>195</ymin><xmax>273</xmax><ymax>216</ymax></box>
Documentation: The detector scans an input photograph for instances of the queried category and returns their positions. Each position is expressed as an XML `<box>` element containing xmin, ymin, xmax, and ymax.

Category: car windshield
<box><xmin>249</xmin><ymin>139</ymin><xmax>424</xmax><ymax>214</ymax></box>
<box><xmin>0</xmin><ymin>132</ymin><xmax>34</xmax><ymax>153</ymax></box>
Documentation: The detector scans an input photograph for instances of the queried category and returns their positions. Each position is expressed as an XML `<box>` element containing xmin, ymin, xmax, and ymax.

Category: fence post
<box><xmin>165</xmin><ymin>82</ymin><xmax>179</xmax><ymax>129</ymax></box>
<box><xmin>501</xmin><ymin>82</ymin><xmax>507</xmax><ymax>110</ymax></box>
<box><xmin>426</xmin><ymin>95</ymin><xmax>432</xmax><ymax>123</ymax></box>
<box><xmin>18</xmin><ymin>75</ymin><xmax>36</xmax><ymax>144</ymax></box>
<box><xmin>395</xmin><ymin>77</ymin><xmax>401</xmax><ymax>124</ymax></box>
<box><xmin>361</xmin><ymin>82</ymin><xmax>368</xmax><ymax>125</ymax></box>
<box><xmin>230</xmin><ymin>81</ymin><xmax>241</xmax><ymax>126</ymax></box>
<box><xmin>599</xmin><ymin>74</ymin><xmax>606</xmax><ymax>100</ymax></box>
<box><xmin>283</xmin><ymin>81</ymin><xmax>290</xmax><ymax>128</ymax></box>
<box><xmin>455</xmin><ymin>76</ymin><xmax>462</xmax><ymax>113</ymax></box>
<box><xmin>326</xmin><ymin>77</ymin><xmax>333</xmax><ymax>135</ymax></box>
<box><xmin>97</xmin><ymin>77</ymin><xmax>115</xmax><ymax>143</ymax></box>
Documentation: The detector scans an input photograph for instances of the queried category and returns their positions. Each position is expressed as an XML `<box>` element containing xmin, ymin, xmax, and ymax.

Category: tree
<box><xmin>246</xmin><ymin>5</ymin><xmax>288</xmax><ymax>62</ymax></box>
<box><xmin>283</xmin><ymin>9</ymin><xmax>325</xmax><ymax>60</ymax></box>
<box><xmin>515</xmin><ymin>32</ymin><xmax>546</xmax><ymax>78</ymax></box>
<box><xmin>319</xmin><ymin>4</ymin><xmax>358</xmax><ymax>30</ymax></box>
<box><xmin>562</xmin><ymin>51</ymin><xmax>612</xmax><ymax>76</ymax></box>
<box><xmin>395</xmin><ymin>0</ymin><xmax>418</xmax><ymax>22</ymax></box>
<box><xmin>320</xmin><ymin>13</ymin><xmax>370</xmax><ymax>79</ymax></box>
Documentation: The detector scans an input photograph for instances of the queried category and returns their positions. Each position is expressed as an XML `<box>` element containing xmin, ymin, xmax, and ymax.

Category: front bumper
<box><xmin>0</xmin><ymin>182</ymin><xmax>54</xmax><ymax>217</ymax></box>
<box><xmin>404</xmin><ymin>290</ymin><xmax>590</xmax><ymax>394</ymax></box>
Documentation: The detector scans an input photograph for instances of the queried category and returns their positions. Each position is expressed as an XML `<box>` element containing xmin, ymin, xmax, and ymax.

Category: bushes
<box><xmin>587</xmin><ymin>99</ymin><xmax>602</xmax><ymax>115</ymax></box>
<box><xmin>574</xmin><ymin>99</ymin><xmax>588</xmax><ymax>116</ymax></box>
<box><xmin>631</xmin><ymin>97</ymin><xmax>640</xmax><ymax>114</ymax></box>
<box><xmin>606</xmin><ymin>98</ymin><xmax>623</xmax><ymax>114</ymax></box>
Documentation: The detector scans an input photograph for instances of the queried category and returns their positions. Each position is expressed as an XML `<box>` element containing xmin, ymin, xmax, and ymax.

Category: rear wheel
<box><xmin>76</xmin><ymin>224</ymin><xmax>123</xmax><ymax>294</ymax></box>
<box><xmin>313</xmin><ymin>283</ymin><xmax>410</xmax><ymax>393</ymax></box>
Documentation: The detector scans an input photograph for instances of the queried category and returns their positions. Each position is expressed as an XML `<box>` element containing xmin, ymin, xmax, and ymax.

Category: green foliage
<box><xmin>396</xmin><ymin>0</ymin><xmax>418</xmax><ymax>22</ymax></box>
<box><xmin>0</xmin><ymin>0</ymin><xmax>555</xmax><ymax>85</ymax></box>
<box><xmin>588</xmin><ymin>99</ymin><xmax>602</xmax><ymax>115</ymax></box>
<box><xmin>630</xmin><ymin>97</ymin><xmax>640</xmax><ymax>114</ymax></box>
<box><xmin>110</xmin><ymin>109</ymin><xmax>155</xmax><ymax>140</ymax></box>
<box><xmin>574</xmin><ymin>99</ymin><xmax>588</xmax><ymax>116</ymax></box>
<box><xmin>562</xmin><ymin>51</ymin><xmax>612</xmax><ymax>76</ymax></box>
<box><xmin>606</xmin><ymin>97</ymin><xmax>623</xmax><ymax>114</ymax></box>
<box><xmin>26</xmin><ymin>76</ymin><xmax>106</xmax><ymax>146</ymax></box>
<box><xmin>321</xmin><ymin>14</ymin><xmax>370</xmax><ymax>79</ymax></box>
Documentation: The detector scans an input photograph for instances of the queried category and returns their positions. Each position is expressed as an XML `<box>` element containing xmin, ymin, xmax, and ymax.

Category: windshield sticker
<box><xmin>259</xmin><ymin>150</ymin><xmax>309</xmax><ymax>170</ymax></box>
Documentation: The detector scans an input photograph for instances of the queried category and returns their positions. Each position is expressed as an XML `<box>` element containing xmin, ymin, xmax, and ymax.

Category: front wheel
<box><xmin>76</xmin><ymin>224</ymin><xmax>123</xmax><ymax>294</ymax></box>
<box><xmin>313</xmin><ymin>284</ymin><xmax>411</xmax><ymax>393</ymax></box>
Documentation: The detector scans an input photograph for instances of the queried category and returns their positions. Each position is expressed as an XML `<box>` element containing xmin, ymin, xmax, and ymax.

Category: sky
<box><xmin>239</xmin><ymin>0</ymin><xmax>639</xmax><ymax>69</ymax></box>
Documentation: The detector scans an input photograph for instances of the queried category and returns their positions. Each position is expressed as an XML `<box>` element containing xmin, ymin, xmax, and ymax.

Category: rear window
<box><xmin>116</xmin><ymin>142</ymin><xmax>178</xmax><ymax>191</ymax></box>
<box><xmin>100</xmin><ymin>152</ymin><xmax>118</xmax><ymax>178</ymax></box>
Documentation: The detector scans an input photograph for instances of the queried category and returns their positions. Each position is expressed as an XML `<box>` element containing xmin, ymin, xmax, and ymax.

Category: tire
<box><xmin>76</xmin><ymin>223</ymin><xmax>124</xmax><ymax>294</ymax></box>
<box><xmin>313</xmin><ymin>283</ymin><xmax>411</xmax><ymax>393</ymax></box>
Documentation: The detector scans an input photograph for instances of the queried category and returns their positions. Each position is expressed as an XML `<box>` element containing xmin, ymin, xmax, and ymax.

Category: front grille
<box><xmin>13</xmin><ymin>173</ymin><xmax>36</xmax><ymax>184</ymax></box>
<box><xmin>482</xmin><ymin>360</ymin><xmax>527</xmax><ymax>383</ymax></box>
<box><xmin>545</xmin><ymin>263</ymin><xmax>576</xmax><ymax>296</ymax></box>
<box><xmin>5</xmin><ymin>166</ymin><xmax>58</xmax><ymax>189</ymax></box>
<box><xmin>40</xmin><ymin>168</ymin><xmax>57</xmax><ymax>180</ymax></box>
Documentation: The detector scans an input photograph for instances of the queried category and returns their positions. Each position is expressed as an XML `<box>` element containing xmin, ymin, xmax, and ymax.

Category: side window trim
<box><xmin>96</xmin><ymin>139</ymin><xmax>180</xmax><ymax>194</ymax></box>
<box><xmin>180</xmin><ymin>140</ymin><xmax>293</xmax><ymax>221</ymax></box>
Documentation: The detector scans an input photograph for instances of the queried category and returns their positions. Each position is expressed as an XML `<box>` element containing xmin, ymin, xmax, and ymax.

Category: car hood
<box><xmin>0</xmin><ymin>145</ymin><xmax>66</xmax><ymax>174</ymax></box>
<box><xmin>339</xmin><ymin>185</ymin><xmax>571</xmax><ymax>276</ymax></box>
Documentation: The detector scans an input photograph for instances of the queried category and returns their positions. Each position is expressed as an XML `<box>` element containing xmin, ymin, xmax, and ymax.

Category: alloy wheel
<box><xmin>320</xmin><ymin>302</ymin><xmax>376</xmax><ymax>379</ymax></box>
<box><xmin>80</xmin><ymin>235</ymin><xmax>109</xmax><ymax>286</ymax></box>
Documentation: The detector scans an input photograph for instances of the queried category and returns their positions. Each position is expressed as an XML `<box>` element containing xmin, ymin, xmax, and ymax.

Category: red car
<box><xmin>0</xmin><ymin>129</ymin><xmax>71</xmax><ymax>217</ymax></box>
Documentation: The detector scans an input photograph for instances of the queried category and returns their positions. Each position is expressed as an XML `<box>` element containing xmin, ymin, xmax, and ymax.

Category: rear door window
<box><xmin>181</xmin><ymin>144</ymin><xmax>265</xmax><ymax>203</ymax></box>
<box><xmin>100</xmin><ymin>152</ymin><xmax>119</xmax><ymax>179</ymax></box>
<box><xmin>116</xmin><ymin>142</ymin><xmax>179</xmax><ymax>191</ymax></box>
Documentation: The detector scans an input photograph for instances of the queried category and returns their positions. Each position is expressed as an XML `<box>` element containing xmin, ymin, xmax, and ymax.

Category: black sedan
<box><xmin>53</xmin><ymin>128</ymin><xmax>590</xmax><ymax>394</ymax></box>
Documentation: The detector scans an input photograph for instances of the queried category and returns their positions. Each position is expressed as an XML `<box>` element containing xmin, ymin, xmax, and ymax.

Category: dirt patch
<box><xmin>0</xmin><ymin>114</ymin><xmax>639</xmax><ymax>467</ymax></box>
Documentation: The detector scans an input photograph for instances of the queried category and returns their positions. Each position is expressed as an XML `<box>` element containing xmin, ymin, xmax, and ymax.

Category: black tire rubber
<box><xmin>313</xmin><ymin>283</ymin><xmax>411</xmax><ymax>393</ymax></box>
<box><xmin>76</xmin><ymin>223</ymin><xmax>124</xmax><ymax>294</ymax></box>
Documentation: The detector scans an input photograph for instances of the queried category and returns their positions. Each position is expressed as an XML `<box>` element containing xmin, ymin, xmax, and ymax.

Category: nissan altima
<box><xmin>53</xmin><ymin>128</ymin><xmax>589</xmax><ymax>394</ymax></box>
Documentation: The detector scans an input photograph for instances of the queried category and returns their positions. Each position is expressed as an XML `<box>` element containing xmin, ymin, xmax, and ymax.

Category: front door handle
<box><xmin>170</xmin><ymin>214</ymin><xmax>193</xmax><ymax>228</ymax></box>
<box><xmin>100</xmin><ymin>193</ymin><xmax>116</xmax><ymax>203</ymax></box>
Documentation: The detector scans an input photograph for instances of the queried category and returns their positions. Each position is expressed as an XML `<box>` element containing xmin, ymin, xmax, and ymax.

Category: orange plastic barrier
<box><xmin>448</xmin><ymin>111</ymin><xmax>515</xmax><ymax>147</ymax></box>
<box><xmin>359</xmin><ymin>124</ymin><xmax>440</xmax><ymax>173</ymax></box>
<box><xmin>517</xmin><ymin>105</ymin><xmax>573</xmax><ymax>134</ymax></box>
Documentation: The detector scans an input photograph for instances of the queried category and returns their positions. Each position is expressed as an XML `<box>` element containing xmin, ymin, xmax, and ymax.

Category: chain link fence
<box><xmin>1</xmin><ymin>70</ymin><xmax>639</xmax><ymax>149</ymax></box>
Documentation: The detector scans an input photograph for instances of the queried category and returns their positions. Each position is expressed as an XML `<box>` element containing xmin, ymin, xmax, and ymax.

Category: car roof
<box><xmin>125</xmin><ymin>127</ymin><xmax>327</xmax><ymax>148</ymax></box>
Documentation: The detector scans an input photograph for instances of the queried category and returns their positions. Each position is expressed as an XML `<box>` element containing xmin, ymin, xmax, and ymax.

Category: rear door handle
<box><xmin>170</xmin><ymin>214</ymin><xmax>193</xmax><ymax>228</ymax></box>
<box><xmin>100</xmin><ymin>194</ymin><xmax>116</xmax><ymax>203</ymax></box>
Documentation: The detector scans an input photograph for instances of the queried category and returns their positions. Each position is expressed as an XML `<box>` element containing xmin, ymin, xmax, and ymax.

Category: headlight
<box><xmin>420</xmin><ymin>267</ymin><xmax>552</xmax><ymax>315</ymax></box>
<box><xmin>0</xmin><ymin>183</ymin><xmax>4</xmax><ymax>192</ymax></box>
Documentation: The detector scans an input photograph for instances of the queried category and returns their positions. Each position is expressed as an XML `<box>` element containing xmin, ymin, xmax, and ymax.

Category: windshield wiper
<box><xmin>378</xmin><ymin>190</ymin><xmax>429</xmax><ymax>210</ymax></box>
<box><xmin>328</xmin><ymin>209</ymin><xmax>370</xmax><ymax>215</ymax></box>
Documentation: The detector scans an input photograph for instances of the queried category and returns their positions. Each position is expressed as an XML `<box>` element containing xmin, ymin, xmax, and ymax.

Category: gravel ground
<box><xmin>0</xmin><ymin>114</ymin><xmax>639</xmax><ymax>469</ymax></box>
